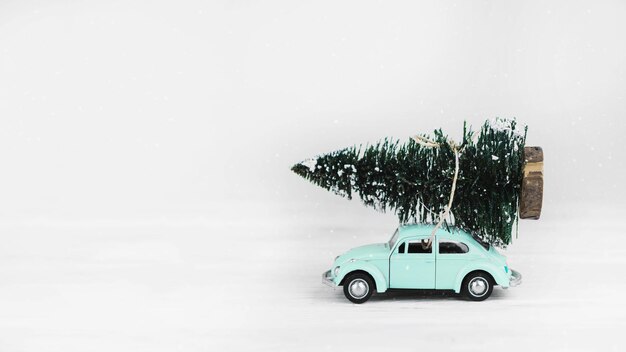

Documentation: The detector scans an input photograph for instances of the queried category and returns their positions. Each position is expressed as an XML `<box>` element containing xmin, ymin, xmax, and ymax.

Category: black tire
<box><xmin>343</xmin><ymin>272</ymin><xmax>374</xmax><ymax>304</ymax></box>
<box><xmin>462</xmin><ymin>271</ymin><xmax>494</xmax><ymax>301</ymax></box>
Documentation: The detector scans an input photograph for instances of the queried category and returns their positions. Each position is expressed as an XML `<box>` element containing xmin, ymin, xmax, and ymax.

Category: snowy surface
<box><xmin>1</xmin><ymin>201</ymin><xmax>624</xmax><ymax>351</ymax></box>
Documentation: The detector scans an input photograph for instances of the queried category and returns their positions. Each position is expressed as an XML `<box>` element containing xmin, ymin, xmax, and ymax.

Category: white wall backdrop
<box><xmin>1</xmin><ymin>1</ymin><xmax>625</xmax><ymax>351</ymax></box>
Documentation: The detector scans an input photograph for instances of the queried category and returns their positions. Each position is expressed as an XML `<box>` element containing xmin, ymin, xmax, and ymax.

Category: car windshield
<box><xmin>387</xmin><ymin>229</ymin><xmax>399</xmax><ymax>249</ymax></box>
<box><xmin>470</xmin><ymin>232</ymin><xmax>490</xmax><ymax>250</ymax></box>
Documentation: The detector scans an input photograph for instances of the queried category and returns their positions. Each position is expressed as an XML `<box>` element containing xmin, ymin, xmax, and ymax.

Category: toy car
<box><xmin>322</xmin><ymin>224</ymin><xmax>521</xmax><ymax>303</ymax></box>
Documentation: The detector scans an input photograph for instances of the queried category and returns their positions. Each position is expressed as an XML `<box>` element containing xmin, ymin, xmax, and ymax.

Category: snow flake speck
<box><xmin>344</xmin><ymin>164</ymin><xmax>357</xmax><ymax>172</ymax></box>
<box><xmin>301</xmin><ymin>158</ymin><xmax>317</xmax><ymax>170</ymax></box>
<box><xmin>488</xmin><ymin>118</ymin><xmax>525</xmax><ymax>138</ymax></box>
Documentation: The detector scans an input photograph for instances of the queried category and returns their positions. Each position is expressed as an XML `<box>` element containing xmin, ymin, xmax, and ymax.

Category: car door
<box><xmin>389</xmin><ymin>237</ymin><xmax>436</xmax><ymax>289</ymax></box>
<box><xmin>435</xmin><ymin>238</ymin><xmax>471</xmax><ymax>290</ymax></box>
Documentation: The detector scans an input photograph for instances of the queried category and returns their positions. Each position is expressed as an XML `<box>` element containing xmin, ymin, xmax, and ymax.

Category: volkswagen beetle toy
<box><xmin>322</xmin><ymin>224</ymin><xmax>522</xmax><ymax>303</ymax></box>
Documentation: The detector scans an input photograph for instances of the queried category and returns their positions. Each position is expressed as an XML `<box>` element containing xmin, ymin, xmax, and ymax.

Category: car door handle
<box><xmin>425</xmin><ymin>260</ymin><xmax>435</xmax><ymax>263</ymax></box>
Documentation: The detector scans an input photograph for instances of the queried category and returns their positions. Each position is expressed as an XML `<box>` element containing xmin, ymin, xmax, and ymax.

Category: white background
<box><xmin>1</xmin><ymin>1</ymin><xmax>625</xmax><ymax>351</ymax></box>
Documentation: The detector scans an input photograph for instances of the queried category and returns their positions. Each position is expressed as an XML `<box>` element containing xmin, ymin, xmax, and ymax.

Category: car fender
<box><xmin>337</xmin><ymin>261</ymin><xmax>388</xmax><ymax>293</ymax></box>
<box><xmin>453</xmin><ymin>261</ymin><xmax>509</xmax><ymax>293</ymax></box>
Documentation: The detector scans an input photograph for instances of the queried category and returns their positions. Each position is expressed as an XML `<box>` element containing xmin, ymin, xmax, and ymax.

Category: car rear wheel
<box><xmin>462</xmin><ymin>272</ymin><xmax>494</xmax><ymax>301</ymax></box>
<box><xmin>343</xmin><ymin>273</ymin><xmax>374</xmax><ymax>304</ymax></box>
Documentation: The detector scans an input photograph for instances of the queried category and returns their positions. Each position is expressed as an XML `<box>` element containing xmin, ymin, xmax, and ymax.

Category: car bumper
<box><xmin>322</xmin><ymin>270</ymin><xmax>336</xmax><ymax>288</ymax></box>
<box><xmin>509</xmin><ymin>269</ymin><xmax>522</xmax><ymax>287</ymax></box>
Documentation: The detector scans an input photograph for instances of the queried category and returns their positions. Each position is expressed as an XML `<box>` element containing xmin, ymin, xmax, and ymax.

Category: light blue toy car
<box><xmin>323</xmin><ymin>224</ymin><xmax>521</xmax><ymax>303</ymax></box>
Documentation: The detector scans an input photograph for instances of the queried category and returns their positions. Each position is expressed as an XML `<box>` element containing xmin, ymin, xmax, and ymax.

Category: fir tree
<box><xmin>291</xmin><ymin>119</ymin><xmax>527</xmax><ymax>247</ymax></box>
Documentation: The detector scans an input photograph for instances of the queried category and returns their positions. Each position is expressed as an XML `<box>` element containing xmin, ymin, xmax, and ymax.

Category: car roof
<box><xmin>397</xmin><ymin>223</ymin><xmax>474</xmax><ymax>242</ymax></box>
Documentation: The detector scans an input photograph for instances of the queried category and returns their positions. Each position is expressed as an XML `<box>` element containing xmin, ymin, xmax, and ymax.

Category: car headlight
<box><xmin>333</xmin><ymin>266</ymin><xmax>340</xmax><ymax>276</ymax></box>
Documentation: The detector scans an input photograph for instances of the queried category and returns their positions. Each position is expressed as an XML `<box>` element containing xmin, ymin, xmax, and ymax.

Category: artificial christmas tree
<box><xmin>292</xmin><ymin>119</ymin><xmax>542</xmax><ymax>247</ymax></box>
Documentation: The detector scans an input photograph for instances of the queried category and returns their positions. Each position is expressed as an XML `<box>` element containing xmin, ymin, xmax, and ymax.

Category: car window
<box><xmin>470</xmin><ymin>233</ymin><xmax>490</xmax><ymax>250</ymax></box>
<box><xmin>388</xmin><ymin>229</ymin><xmax>399</xmax><ymax>249</ymax></box>
<box><xmin>407</xmin><ymin>240</ymin><xmax>432</xmax><ymax>254</ymax></box>
<box><xmin>439</xmin><ymin>241</ymin><xmax>469</xmax><ymax>254</ymax></box>
<box><xmin>398</xmin><ymin>242</ymin><xmax>405</xmax><ymax>253</ymax></box>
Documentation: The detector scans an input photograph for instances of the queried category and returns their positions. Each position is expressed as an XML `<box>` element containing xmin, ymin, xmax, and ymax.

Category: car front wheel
<box><xmin>462</xmin><ymin>272</ymin><xmax>494</xmax><ymax>301</ymax></box>
<box><xmin>343</xmin><ymin>273</ymin><xmax>374</xmax><ymax>304</ymax></box>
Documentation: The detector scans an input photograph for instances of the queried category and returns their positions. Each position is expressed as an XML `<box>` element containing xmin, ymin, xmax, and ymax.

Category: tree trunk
<box><xmin>520</xmin><ymin>146</ymin><xmax>543</xmax><ymax>219</ymax></box>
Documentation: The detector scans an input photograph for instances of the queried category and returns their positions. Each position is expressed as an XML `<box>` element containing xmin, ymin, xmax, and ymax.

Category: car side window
<box><xmin>407</xmin><ymin>240</ymin><xmax>432</xmax><ymax>254</ymax></box>
<box><xmin>439</xmin><ymin>241</ymin><xmax>469</xmax><ymax>254</ymax></box>
<box><xmin>398</xmin><ymin>242</ymin><xmax>405</xmax><ymax>253</ymax></box>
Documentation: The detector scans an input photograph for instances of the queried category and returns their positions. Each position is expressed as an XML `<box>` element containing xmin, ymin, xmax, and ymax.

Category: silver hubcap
<box><xmin>348</xmin><ymin>279</ymin><xmax>369</xmax><ymax>299</ymax></box>
<box><xmin>468</xmin><ymin>277</ymin><xmax>488</xmax><ymax>297</ymax></box>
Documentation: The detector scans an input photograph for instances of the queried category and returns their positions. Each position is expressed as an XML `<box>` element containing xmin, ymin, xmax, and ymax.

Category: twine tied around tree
<box><xmin>411</xmin><ymin>135</ymin><xmax>461</xmax><ymax>249</ymax></box>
